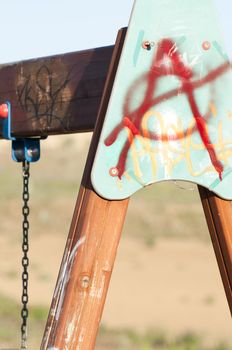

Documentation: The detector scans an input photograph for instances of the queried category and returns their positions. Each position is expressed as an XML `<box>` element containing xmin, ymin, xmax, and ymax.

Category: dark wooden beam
<box><xmin>0</xmin><ymin>45</ymin><xmax>114</xmax><ymax>138</ymax></box>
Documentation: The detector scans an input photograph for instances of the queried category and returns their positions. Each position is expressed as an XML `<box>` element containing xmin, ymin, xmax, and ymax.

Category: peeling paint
<box><xmin>89</xmin><ymin>273</ymin><xmax>106</xmax><ymax>300</ymax></box>
<box><xmin>77</xmin><ymin>327</ymin><xmax>86</xmax><ymax>350</ymax></box>
<box><xmin>65</xmin><ymin>318</ymin><xmax>75</xmax><ymax>349</ymax></box>
<box><xmin>103</xmin><ymin>260</ymin><xmax>111</xmax><ymax>272</ymax></box>
<box><xmin>79</xmin><ymin>327</ymin><xmax>85</xmax><ymax>343</ymax></box>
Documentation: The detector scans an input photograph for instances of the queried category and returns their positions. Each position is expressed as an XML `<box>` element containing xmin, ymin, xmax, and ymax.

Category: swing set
<box><xmin>0</xmin><ymin>0</ymin><xmax>231</xmax><ymax>349</ymax></box>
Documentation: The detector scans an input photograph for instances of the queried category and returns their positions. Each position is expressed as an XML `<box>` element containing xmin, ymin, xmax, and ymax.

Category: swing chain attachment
<box><xmin>0</xmin><ymin>102</ymin><xmax>42</xmax><ymax>349</ymax></box>
<box><xmin>21</xmin><ymin>160</ymin><xmax>30</xmax><ymax>350</ymax></box>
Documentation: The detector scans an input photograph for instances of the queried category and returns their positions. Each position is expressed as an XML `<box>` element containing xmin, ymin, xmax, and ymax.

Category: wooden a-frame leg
<box><xmin>41</xmin><ymin>28</ymin><xmax>128</xmax><ymax>350</ymax></box>
<box><xmin>198</xmin><ymin>186</ymin><xmax>232</xmax><ymax>314</ymax></box>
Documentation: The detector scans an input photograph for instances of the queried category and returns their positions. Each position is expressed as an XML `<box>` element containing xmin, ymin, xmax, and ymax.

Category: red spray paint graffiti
<box><xmin>105</xmin><ymin>39</ymin><xmax>230</xmax><ymax>180</ymax></box>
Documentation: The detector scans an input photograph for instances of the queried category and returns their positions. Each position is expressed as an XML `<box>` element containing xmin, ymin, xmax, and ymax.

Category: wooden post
<box><xmin>198</xmin><ymin>186</ymin><xmax>232</xmax><ymax>314</ymax></box>
<box><xmin>41</xmin><ymin>28</ymin><xmax>128</xmax><ymax>350</ymax></box>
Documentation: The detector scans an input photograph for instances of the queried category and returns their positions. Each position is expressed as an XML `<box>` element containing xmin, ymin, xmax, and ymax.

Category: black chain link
<box><xmin>21</xmin><ymin>160</ymin><xmax>30</xmax><ymax>350</ymax></box>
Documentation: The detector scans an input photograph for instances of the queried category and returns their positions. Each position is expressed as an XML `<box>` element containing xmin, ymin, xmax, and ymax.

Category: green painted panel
<box><xmin>92</xmin><ymin>0</ymin><xmax>232</xmax><ymax>200</ymax></box>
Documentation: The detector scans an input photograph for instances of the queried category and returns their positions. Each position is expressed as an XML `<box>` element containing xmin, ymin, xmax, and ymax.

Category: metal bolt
<box><xmin>81</xmin><ymin>275</ymin><xmax>90</xmax><ymax>289</ymax></box>
<box><xmin>202</xmin><ymin>41</ymin><xmax>211</xmax><ymax>51</ymax></box>
<box><xmin>27</xmin><ymin>148</ymin><xmax>39</xmax><ymax>158</ymax></box>
<box><xmin>142</xmin><ymin>41</ymin><xmax>154</xmax><ymax>50</ymax></box>
<box><xmin>109</xmin><ymin>167</ymin><xmax>119</xmax><ymax>177</ymax></box>
<box><xmin>27</xmin><ymin>149</ymin><xmax>33</xmax><ymax>157</ymax></box>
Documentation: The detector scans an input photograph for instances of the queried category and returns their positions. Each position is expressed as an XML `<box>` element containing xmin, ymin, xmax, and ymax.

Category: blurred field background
<box><xmin>0</xmin><ymin>134</ymin><xmax>231</xmax><ymax>349</ymax></box>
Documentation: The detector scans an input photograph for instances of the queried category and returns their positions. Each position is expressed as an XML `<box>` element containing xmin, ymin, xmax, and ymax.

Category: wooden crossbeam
<box><xmin>0</xmin><ymin>45</ymin><xmax>114</xmax><ymax>138</ymax></box>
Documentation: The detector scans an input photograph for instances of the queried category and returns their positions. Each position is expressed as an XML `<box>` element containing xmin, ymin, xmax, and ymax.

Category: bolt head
<box><xmin>81</xmin><ymin>275</ymin><xmax>90</xmax><ymax>289</ymax></box>
<box><xmin>109</xmin><ymin>167</ymin><xmax>119</xmax><ymax>177</ymax></box>
<box><xmin>27</xmin><ymin>148</ymin><xmax>39</xmax><ymax>158</ymax></box>
<box><xmin>142</xmin><ymin>41</ymin><xmax>151</xmax><ymax>50</ymax></box>
<box><xmin>202</xmin><ymin>41</ymin><xmax>211</xmax><ymax>51</ymax></box>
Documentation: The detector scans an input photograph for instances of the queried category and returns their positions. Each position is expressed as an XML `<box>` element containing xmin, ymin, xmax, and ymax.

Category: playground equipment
<box><xmin>0</xmin><ymin>0</ymin><xmax>231</xmax><ymax>349</ymax></box>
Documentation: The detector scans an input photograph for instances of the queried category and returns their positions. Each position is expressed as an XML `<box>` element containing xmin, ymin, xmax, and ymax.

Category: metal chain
<box><xmin>21</xmin><ymin>160</ymin><xmax>30</xmax><ymax>350</ymax></box>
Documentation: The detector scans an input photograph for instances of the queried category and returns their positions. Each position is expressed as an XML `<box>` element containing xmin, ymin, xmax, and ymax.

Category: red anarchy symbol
<box><xmin>105</xmin><ymin>39</ymin><xmax>230</xmax><ymax>180</ymax></box>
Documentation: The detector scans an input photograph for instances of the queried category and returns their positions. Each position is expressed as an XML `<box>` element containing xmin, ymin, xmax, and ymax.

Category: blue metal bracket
<box><xmin>1</xmin><ymin>101</ymin><xmax>40</xmax><ymax>162</ymax></box>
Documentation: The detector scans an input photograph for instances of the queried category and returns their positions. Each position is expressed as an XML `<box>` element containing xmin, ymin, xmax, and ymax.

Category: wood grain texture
<box><xmin>41</xmin><ymin>28</ymin><xmax>128</xmax><ymax>350</ymax></box>
<box><xmin>0</xmin><ymin>45</ymin><xmax>114</xmax><ymax>138</ymax></box>
<box><xmin>198</xmin><ymin>186</ymin><xmax>232</xmax><ymax>314</ymax></box>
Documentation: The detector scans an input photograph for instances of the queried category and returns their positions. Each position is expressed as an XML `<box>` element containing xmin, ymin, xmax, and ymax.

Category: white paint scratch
<box><xmin>55</xmin><ymin>236</ymin><xmax>86</xmax><ymax>321</ymax></box>
<box><xmin>65</xmin><ymin>319</ymin><xmax>75</xmax><ymax>349</ymax></box>
<box><xmin>55</xmin><ymin>268</ymin><xmax>69</xmax><ymax>321</ymax></box>
<box><xmin>69</xmin><ymin>236</ymin><xmax>86</xmax><ymax>264</ymax></box>
<box><xmin>77</xmin><ymin>327</ymin><xmax>85</xmax><ymax>350</ymax></box>
<box><xmin>79</xmin><ymin>327</ymin><xmax>85</xmax><ymax>343</ymax></box>
<box><xmin>103</xmin><ymin>260</ymin><xmax>111</xmax><ymax>272</ymax></box>
<box><xmin>77</xmin><ymin>327</ymin><xmax>86</xmax><ymax>350</ymax></box>
<box><xmin>54</xmin><ymin>257</ymin><xmax>68</xmax><ymax>299</ymax></box>
<box><xmin>41</xmin><ymin>325</ymin><xmax>52</xmax><ymax>348</ymax></box>
<box><xmin>55</xmin><ymin>236</ymin><xmax>86</xmax><ymax>297</ymax></box>
<box><xmin>89</xmin><ymin>274</ymin><xmax>106</xmax><ymax>300</ymax></box>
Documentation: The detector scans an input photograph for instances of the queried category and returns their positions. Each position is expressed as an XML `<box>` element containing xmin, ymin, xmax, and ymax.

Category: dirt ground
<box><xmin>0</xmin><ymin>233</ymin><xmax>231</xmax><ymax>346</ymax></box>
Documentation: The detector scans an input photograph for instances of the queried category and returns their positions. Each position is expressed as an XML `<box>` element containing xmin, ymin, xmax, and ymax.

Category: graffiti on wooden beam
<box><xmin>16</xmin><ymin>63</ymin><xmax>72</xmax><ymax>131</ymax></box>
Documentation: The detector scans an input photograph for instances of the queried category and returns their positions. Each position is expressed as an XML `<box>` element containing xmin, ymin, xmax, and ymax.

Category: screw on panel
<box><xmin>142</xmin><ymin>41</ymin><xmax>154</xmax><ymax>51</ymax></box>
<box><xmin>202</xmin><ymin>41</ymin><xmax>211</xmax><ymax>51</ymax></box>
<box><xmin>109</xmin><ymin>167</ymin><xmax>119</xmax><ymax>177</ymax></box>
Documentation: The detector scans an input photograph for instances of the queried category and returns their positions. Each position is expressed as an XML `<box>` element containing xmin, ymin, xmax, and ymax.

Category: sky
<box><xmin>0</xmin><ymin>0</ymin><xmax>231</xmax><ymax>64</ymax></box>
<box><xmin>0</xmin><ymin>0</ymin><xmax>134</xmax><ymax>64</ymax></box>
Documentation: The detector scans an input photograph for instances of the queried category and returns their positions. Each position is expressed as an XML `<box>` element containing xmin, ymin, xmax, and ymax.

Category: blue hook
<box><xmin>1</xmin><ymin>101</ymin><xmax>40</xmax><ymax>162</ymax></box>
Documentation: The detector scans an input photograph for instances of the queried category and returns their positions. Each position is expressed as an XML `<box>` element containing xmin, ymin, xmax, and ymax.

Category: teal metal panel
<box><xmin>92</xmin><ymin>0</ymin><xmax>232</xmax><ymax>200</ymax></box>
